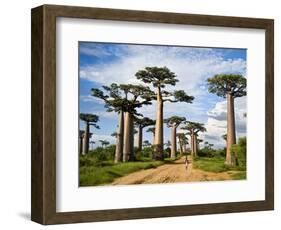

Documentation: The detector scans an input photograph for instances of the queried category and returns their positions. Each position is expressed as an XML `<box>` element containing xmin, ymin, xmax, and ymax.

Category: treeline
<box><xmin>80</xmin><ymin>66</ymin><xmax>246</xmax><ymax>167</ymax></box>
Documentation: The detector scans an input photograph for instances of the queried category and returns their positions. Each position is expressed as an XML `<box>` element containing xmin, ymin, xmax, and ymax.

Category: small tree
<box><xmin>165</xmin><ymin>116</ymin><xmax>186</xmax><ymax>158</ymax></box>
<box><xmin>207</xmin><ymin>74</ymin><xmax>246</xmax><ymax>165</ymax></box>
<box><xmin>80</xmin><ymin>113</ymin><xmax>99</xmax><ymax>154</ymax></box>
<box><xmin>79</xmin><ymin>130</ymin><xmax>84</xmax><ymax>155</ymax></box>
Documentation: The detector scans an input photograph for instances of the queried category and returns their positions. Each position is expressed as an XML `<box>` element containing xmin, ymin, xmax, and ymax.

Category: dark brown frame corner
<box><xmin>31</xmin><ymin>4</ymin><xmax>274</xmax><ymax>225</ymax></box>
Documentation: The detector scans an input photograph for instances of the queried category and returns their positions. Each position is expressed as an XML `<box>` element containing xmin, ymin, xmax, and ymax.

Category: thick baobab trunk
<box><xmin>226</xmin><ymin>93</ymin><xmax>237</xmax><ymax>166</ymax></box>
<box><xmin>190</xmin><ymin>133</ymin><xmax>194</xmax><ymax>157</ymax></box>
<box><xmin>114</xmin><ymin>111</ymin><xmax>124</xmax><ymax>163</ymax></box>
<box><xmin>178</xmin><ymin>138</ymin><xmax>183</xmax><ymax>156</ymax></box>
<box><xmin>153</xmin><ymin>87</ymin><xmax>164</xmax><ymax>160</ymax></box>
<box><xmin>193</xmin><ymin>134</ymin><xmax>198</xmax><ymax>157</ymax></box>
<box><xmin>79</xmin><ymin>133</ymin><xmax>83</xmax><ymax>155</ymax></box>
<box><xmin>171</xmin><ymin>125</ymin><xmax>177</xmax><ymax>158</ymax></box>
<box><xmin>82</xmin><ymin>122</ymin><xmax>89</xmax><ymax>155</ymax></box>
<box><xmin>137</xmin><ymin>125</ymin><xmax>143</xmax><ymax>151</ymax></box>
<box><xmin>123</xmin><ymin>112</ymin><xmax>134</xmax><ymax>162</ymax></box>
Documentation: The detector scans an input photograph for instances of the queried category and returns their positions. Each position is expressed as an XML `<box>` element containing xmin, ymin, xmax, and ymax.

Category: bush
<box><xmin>231</xmin><ymin>137</ymin><xmax>246</xmax><ymax>168</ymax></box>
<box><xmin>198</xmin><ymin>147</ymin><xmax>215</xmax><ymax>157</ymax></box>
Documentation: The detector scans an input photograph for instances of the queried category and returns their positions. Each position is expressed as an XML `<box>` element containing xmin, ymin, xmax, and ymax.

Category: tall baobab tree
<box><xmin>92</xmin><ymin>83</ymin><xmax>152</xmax><ymax>162</ymax></box>
<box><xmin>136</xmin><ymin>66</ymin><xmax>194</xmax><ymax>160</ymax></box>
<box><xmin>165</xmin><ymin>116</ymin><xmax>186</xmax><ymax>158</ymax></box>
<box><xmin>207</xmin><ymin>74</ymin><xmax>246</xmax><ymax>165</ymax></box>
<box><xmin>134</xmin><ymin>117</ymin><xmax>155</xmax><ymax>151</ymax></box>
<box><xmin>92</xmin><ymin>84</ymin><xmax>125</xmax><ymax>163</ymax></box>
<box><xmin>119</xmin><ymin>84</ymin><xmax>153</xmax><ymax>162</ymax></box>
<box><xmin>80</xmin><ymin>113</ymin><xmax>99</xmax><ymax>155</ymax></box>
<box><xmin>182</xmin><ymin>121</ymin><xmax>206</xmax><ymax>157</ymax></box>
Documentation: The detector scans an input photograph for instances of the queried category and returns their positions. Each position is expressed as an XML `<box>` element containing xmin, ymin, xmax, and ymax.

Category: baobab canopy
<box><xmin>207</xmin><ymin>74</ymin><xmax>247</xmax><ymax>98</ymax></box>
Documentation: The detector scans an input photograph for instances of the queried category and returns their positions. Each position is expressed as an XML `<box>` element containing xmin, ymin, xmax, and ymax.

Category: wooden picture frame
<box><xmin>31</xmin><ymin>4</ymin><xmax>274</xmax><ymax>225</ymax></box>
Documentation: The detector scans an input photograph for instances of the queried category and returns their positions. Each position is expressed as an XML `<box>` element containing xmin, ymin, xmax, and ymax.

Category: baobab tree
<box><xmin>136</xmin><ymin>66</ymin><xmax>194</xmax><ymax>160</ymax></box>
<box><xmin>134</xmin><ymin>117</ymin><xmax>155</xmax><ymax>151</ymax></box>
<box><xmin>182</xmin><ymin>121</ymin><xmax>206</xmax><ymax>157</ymax></box>
<box><xmin>177</xmin><ymin>133</ymin><xmax>188</xmax><ymax>155</ymax></box>
<box><xmin>119</xmin><ymin>84</ymin><xmax>153</xmax><ymax>162</ymax></box>
<box><xmin>99</xmin><ymin>140</ymin><xmax>110</xmax><ymax>148</ymax></box>
<box><xmin>146</xmin><ymin>127</ymin><xmax>155</xmax><ymax>147</ymax></box>
<box><xmin>207</xmin><ymin>74</ymin><xmax>246</xmax><ymax>166</ymax></box>
<box><xmin>92</xmin><ymin>84</ymin><xmax>125</xmax><ymax>163</ymax></box>
<box><xmin>165</xmin><ymin>116</ymin><xmax>186</xmax><ymax>158</ymax></box>
<box><xmin>92</xmin><ymin>83</ymin><xmax>152</xmax><ymax>162</ymax></box>
<box><xmin>80</xmin><ymin>113</ymin><xmax>99</xmax><ymax>155</ymax></box>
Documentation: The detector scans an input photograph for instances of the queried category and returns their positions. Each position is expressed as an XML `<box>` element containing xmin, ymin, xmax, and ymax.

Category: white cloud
<box><xmin>90</xmin><ymin>134</ymin><xmax>116</xmax><ymax>148</ymax></box>
<box><xmin>202</xmin><ymin>97</ymin><xmax>247</xmax><ymax>148</ymax></box>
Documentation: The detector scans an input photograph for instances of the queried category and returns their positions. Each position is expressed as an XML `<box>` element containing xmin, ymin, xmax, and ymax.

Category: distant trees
<box><xmin>207</xmin><ymin>74</ymin><xmax>246</xmax><ymax>166</ymax></box>
<box><xmin>99</xmin><ymin>140</ymin><xmax>110</xmax><ymax>148</ymax></box>
<box><xmin>182</xmin><ymin>121</ymin><xmax>206</xmax><ymax>157</ymax></box>
<box><xmin>134</xmin><ymin>117</ymin><xmax>155</xmax><ymax>151</ymax></box>
<box><xmin>136</xmin><ymin>66</ymin><xmax>194</xmax><ymax>160</ymax></box>
<box><xmin>177</xmin><ymin>133</ymin><xmax>188</xmax><ymax>155</ymax></box>
<box><xmin>165</xmin><ymin>116</ymin><xmax>186</xmax><ymax>158</ymax></box>
<box><xmin>80</xmin><ymin>113</ymin><xmax>99</xmax><ymax>154</ymax></box>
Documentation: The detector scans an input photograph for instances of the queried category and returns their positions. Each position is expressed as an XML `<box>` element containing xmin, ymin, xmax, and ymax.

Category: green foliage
<box><xmin>207</xmin><ymin>74</ymin><xmax>247</xmax><ymax>98</ymax></box>
<box><xmin>79</xmin><ymin>159</ymin><xmax>164</xmax><ymax>186</ymax></box>
<box><xmin>193</xmin><ymin>157</ymin><xmax>230</xmax><ymax>173</ymax></box>
<box><xmin>231</xmin><ymin>137</ymin><xmax>247</xmax><ymax>168</ymax></box>
<box><xmin>135</xmin><ymin>66</ymin><xmax>178</xmax><ymax>88</ymax></box>
<box><xmin>164</xmin><ymin>116</ymin><xmax>186</xmax><ymax>128</ymax></box>
<box><xmin>134</xmin><ymin>117</ymin><xmax>155</xmax><ymax>128</ymax></box>
<box><xmin>80</xmin><ymin>113</ymin><xmax>100</xmax><ymax>128</ymax></box>
<box><xmin>182</xmin><ymin>121</ymin><xmax>206</xmax><ymax>134</ymax></box>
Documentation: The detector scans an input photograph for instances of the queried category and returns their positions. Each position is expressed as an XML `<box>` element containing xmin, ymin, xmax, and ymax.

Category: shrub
<box><xmin>230</xmin><ymin>137</ymin><xmax>246</xmax><ymax>168</ymax></box>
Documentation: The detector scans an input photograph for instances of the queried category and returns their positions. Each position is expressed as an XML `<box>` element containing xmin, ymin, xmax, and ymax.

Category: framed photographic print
<box><xmin>31</xmin><ymin>4</ymin><xmax>274</xmax><ymax>225</ymax></box>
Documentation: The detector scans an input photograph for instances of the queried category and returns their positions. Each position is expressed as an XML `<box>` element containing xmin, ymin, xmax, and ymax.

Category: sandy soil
<box><xmin>112</xmin><ymin>156</ymin><xmax>233</xmax><ymax>185</ymax></box>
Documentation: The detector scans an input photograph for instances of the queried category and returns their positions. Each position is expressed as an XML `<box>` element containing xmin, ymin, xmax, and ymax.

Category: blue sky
<box><xmin>79</xmin><ymin>42</ymin><xmax>247</xmax><ymax>149</ymax></box>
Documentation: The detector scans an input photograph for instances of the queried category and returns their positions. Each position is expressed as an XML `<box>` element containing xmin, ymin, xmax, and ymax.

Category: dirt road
<box><xmin>112</xmin><ymin>156</ymin><xmax>232</xmax><ymax>185</ymax></box>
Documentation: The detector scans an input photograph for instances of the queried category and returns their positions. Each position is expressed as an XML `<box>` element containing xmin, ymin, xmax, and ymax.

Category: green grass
<box><xmin>80</xmin><ymin>160</ymin><xmax>165</xmax><ymax>186</ymax></box>
<box><xmin>193</xmin><ymin>157</ymin><xmax>246</xmax><ymax>180</ymax></box>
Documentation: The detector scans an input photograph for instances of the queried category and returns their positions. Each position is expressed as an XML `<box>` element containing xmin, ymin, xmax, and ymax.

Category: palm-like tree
<box><xmin>136</xmin><ymin>66</ymin><xmax>194</xmax><ymax>160</ymax></box>
<box><xmin>80</xmin><ymin>113</ymin><xmax>99</xmax><ymax>154</ymax></box>
<box><xmin>207</xmin><ymin>74</ymin><xmax>246</xmax><ymax>165</ymax></box>
<box><xmin>165</xmin><ymin>116</ymin><xmax>186</xmax><ymax>158</ymax></box>
<box><xmin>79</xmin><ymin>130</ymin><xmax>85</xmax><ymax>155</ymax></box>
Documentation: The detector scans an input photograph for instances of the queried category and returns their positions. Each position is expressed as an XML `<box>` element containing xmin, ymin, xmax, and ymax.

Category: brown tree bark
<box><xmin>171</xmin><ymin>125</ymin><xmax>177</xmax><ymax>158</ymax></box>
<box><xmin>190</xmin><ymin>133</ymin><xmax>194</xmax><ymax>157</ymax></box>
<box><xmin>123</xmin><ymin>112</ymin><xmax>134</xmax><ymax>162</ymax></box>
<box><xmin>79</xmin><ymin>134</ymin><xmax>83</xmax><ymax>155</ymax></box>
<box><xmin>153</xmin><ymin>87</ymin><xmax>164</xmax><ymax>160</ymax></box>
<box><xmin>137</xmin><ymin>125</ymin><xmax>143</xmax><ymax>151</ymax></box>
<box><xmin>114</xmin><ymin>111</ymin><xmax>124</xmax><ymax>163</ymax></box>
<box><xmin>82</xmin><ymin>122</ymin><xmax>89</xmax><ymax>155</ymax></box>
<box><xmin>193</xmin><ymin>134</ymin><xmax>198</xmax><ymax>157</ymax></box>
<box><xmin>226</xmin><ymin>93</ymin><xmax>237</xmax><ymax>165</ymax></box>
